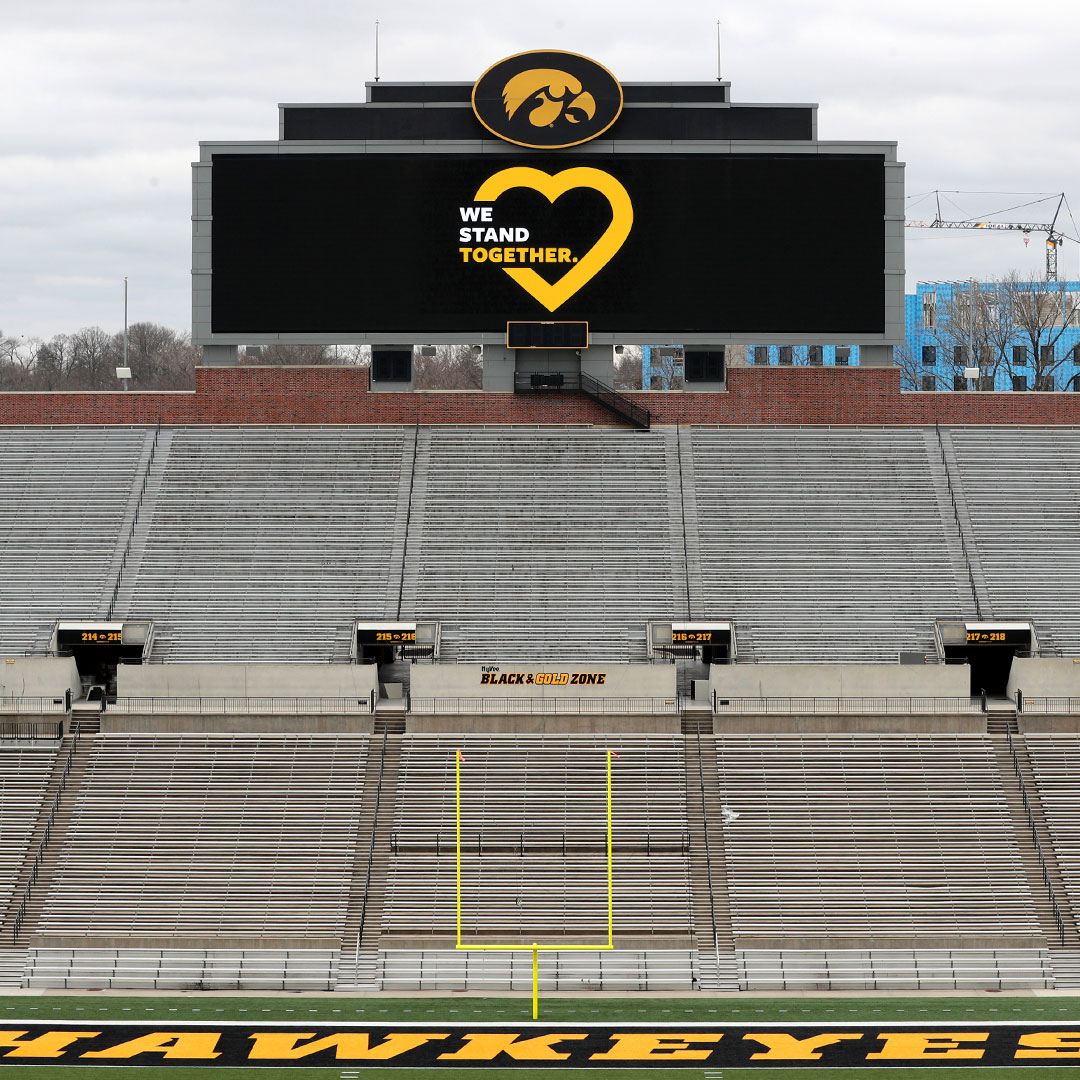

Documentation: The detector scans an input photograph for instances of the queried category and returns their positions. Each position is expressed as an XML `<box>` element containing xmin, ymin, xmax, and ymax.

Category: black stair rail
<box><xmin>513</xmin><ymin>371</ymin><xmax>651</xmax><ymax>429</ymax></box>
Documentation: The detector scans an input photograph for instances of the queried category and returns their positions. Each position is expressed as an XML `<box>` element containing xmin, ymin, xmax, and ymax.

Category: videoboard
<box><xmin>208</xmin><ymin>151</ymin><xmax>886</xmax><ymax>339</ymax></box>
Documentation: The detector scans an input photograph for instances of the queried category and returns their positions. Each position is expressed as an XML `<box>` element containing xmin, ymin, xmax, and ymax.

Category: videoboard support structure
<box><xmin>193</xmin><ymin>49</ymin><xmax>904</xmax><ymax>384</ymax></box>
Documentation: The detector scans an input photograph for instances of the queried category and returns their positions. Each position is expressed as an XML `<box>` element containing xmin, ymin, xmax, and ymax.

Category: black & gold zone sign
<box><xmin>209</xmin><ymin>152</ymin><xmax>885</xmax><ymax>336</ymax></box>
<box><xmin>6</xmin><ymin>1022</ymin><xmax>1080</xmax><ymax>1067</ymax></box>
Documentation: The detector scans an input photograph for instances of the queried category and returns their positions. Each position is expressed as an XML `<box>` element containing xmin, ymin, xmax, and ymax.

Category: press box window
<box><xmin>371</xmin><ymin>348</ymin><xmax>412</xmax><ymax>382</ymax></box>
<box><xmin>684</xmin><ymin>349</ymin><xmax>725</xmax><ymax>382</ymax></box>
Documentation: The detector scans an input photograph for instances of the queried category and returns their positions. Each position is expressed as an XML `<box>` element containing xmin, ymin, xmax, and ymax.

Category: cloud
<box><xmin>2</xmin><ymin>0</ymin><xmax>1079</xmax><ymax>336</ymax></box>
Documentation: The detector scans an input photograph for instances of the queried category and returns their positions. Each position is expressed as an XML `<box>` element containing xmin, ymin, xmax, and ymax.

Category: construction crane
<box><xmin>906</xmin><ymin>191</ymin><xmax>1067</xmax><ymax>280</ymax></box>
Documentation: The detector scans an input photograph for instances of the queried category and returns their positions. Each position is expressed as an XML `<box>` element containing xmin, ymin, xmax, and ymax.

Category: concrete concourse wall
<box><xmin>410</xmin><ymin>663</ymin><xmax>676</xmax><ymax>700</ymax></box>
<box><xmin>1008</xmin><ymin>656</ymin><xmax>1080</xmax><ymax>698</ymax></box>
<box><xmin>117</xmin><ymin>662</ymin><xmax>379</xmax><ymax>700</ymax></box>
<box><xmin>710</xmin><ymin>662</ymin><xmax>970</xmax><ymax>699</ymax></box>
<box><xmin>0</xmin><ymin>656</ymin><xmax>81</xmax><ymax>699</ymax></box>
<box><xmin>4</xmin><ymin>366</ymin><xmax>1080</xmax><ymax>426</ymax></box>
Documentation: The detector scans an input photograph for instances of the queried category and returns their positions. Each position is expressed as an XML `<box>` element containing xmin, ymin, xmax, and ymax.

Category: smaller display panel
<box><xmin>964</xmin><ymin>626</ymin><xmax>1032</xmax><ymax>647</ymax></box>
<box><xmin>356</xmin><ymin>627</ymin><xmax>417</xmax><ymax>646</ymax></box>
<box><xmin>56</xmin><ymin>624</ymin><xmax>124</xmax><ymax>649</ymax></box>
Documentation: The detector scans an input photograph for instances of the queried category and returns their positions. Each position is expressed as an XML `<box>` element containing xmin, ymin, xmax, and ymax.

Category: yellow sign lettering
<box><xmin>438</xmin><ymin>1033</ymin><xmax>586</xmax><ymax>1060</ymax></box>
<box><xmin>0</xmin><ymin>1031</ymin><xmax>100</xmax><ymax>1058</ymax></box>
<box><xmin>866</xmin><ymin>1032</ymin><xmax>988</xmax><ymax>1060</ymax></box>
<box><xmin>248</xmin><ymin>1032</ymin><xmax>448</xmax><ymax>1060</ymax></box>
<box><xmin>743</xmin><ymin>1032</ymin><xmax>864</xmax><ymax>1059</ymax></box>
<box><xmin>1015</xmin><ymin>1032</ymin><xmax>1080</xmax><ymax>1057</ymax></box>
<box><xmin>472</xmin><ymin>168</ymin><xmax>632</xmax><ymax>312</ymax></box>
<box><xmin>81</xmin><ymin>1032</ymin><xmax>222</xmax><ymax>1060</ymax></box>
<box><xmin>591</xmin><ymin>1033</ymin><xmax>723</xmax><ymax>1060</ymax></box>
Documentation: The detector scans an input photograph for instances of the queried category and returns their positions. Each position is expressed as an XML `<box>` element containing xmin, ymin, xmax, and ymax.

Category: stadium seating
<box><xmin>0</xmin><ymin>427</ymin><xmax>149</xmax><ymax>653</ymax></box>
<box><xmin>0</xmin><ymin>747</ymin><xmax>57</xmax><ymax>921</ymax></box>
<box><xmin>948</xmin><ymin>427</ymin><xmax>1080</xmax><ymax>654</ymax></box>
<box><xmin>381</xmin><ymin>735</ymin><xmax>691</xmax><ymax>938</ymax></box>
<box><xmin>114</xmin><ymin>427</ymin><xmax>410</xmax><ymax>661</ymax></box>
<box><xmin>400</xmin><ymin>428</ymin><xmax>681</xmax><ymax>662</ymax></box>
<box><xmin>37</xmin><ymin>734</ymin><xmax>368</xmax><ymax>938</ymax></box>
<box><xmin>713</xmin><ymin>734</ymin><xmax>1039</xmax><ymax>941</ymax></box>
<box><xmin>1023</xmin><ymin>736</ymin><xmax>1080</xmax><ymax>931</ymax></box>
<box><xmin>688</xmin><ymin>427</ymin><xmax>974</xmax><ymax>662</ymax></box>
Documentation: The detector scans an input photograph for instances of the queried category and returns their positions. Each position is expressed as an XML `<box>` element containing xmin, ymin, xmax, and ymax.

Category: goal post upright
<box><xmin>454</xmin><ymin>747</ymin><xmax>616</xmax><ymax>1015</ymax></box>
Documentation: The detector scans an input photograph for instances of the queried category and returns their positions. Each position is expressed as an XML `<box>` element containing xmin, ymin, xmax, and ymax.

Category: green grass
<box><xmin>2</xmin><ymin>994</ymin><xmax>1080</xmax><ymax>1023</ymax></box>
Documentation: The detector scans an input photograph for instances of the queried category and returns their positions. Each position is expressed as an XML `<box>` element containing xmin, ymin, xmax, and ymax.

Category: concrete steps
<box><xmin>0</xmin><ymin>735</ymin><xmax>93</xmax><ymax>945</ymax></box>
<box><xmin>337</xmin><ymin>735</ymin><xmax>402</xmax><ymax>990</ymax></box>
<box><xmin>683</xmin><ymin>734</ymin><xmax>738</xmax><ymax>990</ymax></box>
<box><xmin>989</xmin><ymin>735</ymin><xmax>1078</xmax><ymax>946</ymax></box>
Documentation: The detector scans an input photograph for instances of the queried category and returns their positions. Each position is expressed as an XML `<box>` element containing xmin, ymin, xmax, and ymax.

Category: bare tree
<box><xmin>240</xmin><ymin>343</ymin><xmax>337</xmax><ymax>366</ymax></box>
<box><xmin>413</xmin><ymin>344</ymin><xmax>482</xmax><ymax>389</ymax></box>
<box><xmin>613</xmin><ymin>346</ymin><xmax>642</xmax><ymax>390</ymax></box>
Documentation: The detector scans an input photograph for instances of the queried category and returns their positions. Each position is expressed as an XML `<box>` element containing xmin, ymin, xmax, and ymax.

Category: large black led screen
<box><xmin>210</xmin><ymin>153</ymin><xmax>885</xmax><ymax>335</ymax></box>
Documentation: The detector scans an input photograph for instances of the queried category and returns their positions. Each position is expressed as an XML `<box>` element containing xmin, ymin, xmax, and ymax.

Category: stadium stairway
<box><xmin>336</xmin><ymin>734</ymin><xmax>402</xmax><ymax>990</ymax></box>
<box><xmin>987</xmin><ymin>734</ymin><xmax>1077</xmax><ymax>945</ymax></box>
<box><xmin>0</xmin><ymin>734</ymin><xmax>93</xmax><ymax>953</ymax></box>
<box><xmin>923</xmin><ymin>428</ymin><xmax>991</xmax><ymax>615</ymax></box>
<box><xmin>683</xmin><ymin>733</ymin><xmax>738</xmax><ymax>990</ymax></box>
<box><xmin>104</xmin><ymin>428</ymin><xmax>172</xmax><ymax>620</ymax></box>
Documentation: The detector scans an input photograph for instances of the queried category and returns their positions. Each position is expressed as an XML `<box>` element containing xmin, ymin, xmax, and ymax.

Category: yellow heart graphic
<box><xmin>472</xmin><ymin>166</ymin><xmax>633</xmax><ymax>312</ymax></box>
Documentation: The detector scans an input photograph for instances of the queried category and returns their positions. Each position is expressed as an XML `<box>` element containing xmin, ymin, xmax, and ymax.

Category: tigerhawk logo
<box><xmin>472</xmin><ymin>50</ymin><xmax>623</xmax><ymax>149</ymax></box>
<box><xmin>502</xmin><ymin>69</ymin><xmax>596</xmax><ymax>130</ymax></box>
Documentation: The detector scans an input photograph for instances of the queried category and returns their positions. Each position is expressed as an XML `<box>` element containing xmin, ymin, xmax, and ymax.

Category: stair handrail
<box><xmin>693</xmin><ymin>728</ymin><xmax>722</xmax><ymax>981</ymax></box>
<box><xmin>355</xmin><ymin>732</ymin><xmax>390</xmax><ymax>966</ymax></box>
<box><xmin>1008</xmin><ymin>732</ymin><xmax>1066</xmax><ymax>945</ymax></box>
<box><xmin>934</xmin><ymin>423</ymin><xmax>981</xmax><ymax>616</ymax></box>
<box><xmin>107</xmin><ymin>422</ymin><xmax>163</xmax><ymax>620</ymax></box>
<box><xmin>579</xmin><ymin>371</ymin><xmax>651</xmax><ymax>429</ymax></box>
<box><xmin>11</xmin><ymin>726</ymin><xmax>81</xmax><ymax>943</ymax></box>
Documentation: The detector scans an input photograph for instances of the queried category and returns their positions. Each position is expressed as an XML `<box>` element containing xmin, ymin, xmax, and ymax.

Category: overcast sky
<box><xmin>2</xmin><ymin>0</ymin><xmax>1078</xmax><ymax>339</ymax></box>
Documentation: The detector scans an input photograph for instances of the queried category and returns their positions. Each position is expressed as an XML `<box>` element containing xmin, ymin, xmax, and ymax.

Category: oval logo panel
<box><xmin>472</xmin><ymin>49</ymin><xmax>623</xmax><ymax>149</ymax></box>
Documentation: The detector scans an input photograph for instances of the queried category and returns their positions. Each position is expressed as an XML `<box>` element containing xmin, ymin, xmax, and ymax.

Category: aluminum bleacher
<box><xmin>688</xmin><ymin>427</ymin><xmax>972</xmax><ymax>662</ymax></box>
<box><xmin>401</xmin><ymin>428</ymin><xmax>682</xmax><ymax>662</ymax></box>
<box><xmin>115</xmin><ymin>427</ymin><xmax>409</xmax><ymax>662</ymax></box>
<box><xmin>0</xmin><ymin>427</ymin><xmax>149</xmax><ymax>652</ymax></box>
<box><xmin>0</xmin><ymin>747</ymin><xmax>57</xmax><ymax>922</ymax></box>
<box><xmin>38</xmin><ymin>734</ymin><xmax>368</xmax><ymax>939</ymax></box>
<box><xmin>383</xmin><ymin>735</ymin><xmax>691</xmax><ymax>939</ymax></box>
<box><xmin>949</xmin><ymin>427</ymin><xmax>1080</xmax><ymax>653</ymax></box>
<box><xmin>714</xmin><ymin>733</ymin><xmax>1039</xmax><ymax>943</ymax></box>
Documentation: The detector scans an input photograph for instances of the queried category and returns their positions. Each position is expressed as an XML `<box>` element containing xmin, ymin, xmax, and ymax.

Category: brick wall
<box><xmin>2</xmin><ymin>365</ymin><xmax>1080</xmax><ymax>426</ymax></box>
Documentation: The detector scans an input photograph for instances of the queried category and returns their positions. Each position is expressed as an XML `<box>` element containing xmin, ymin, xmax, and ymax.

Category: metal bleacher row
<box><xmin>5</xmin><ymin>732</ymin><xmax>1080</xmax><ymax>989</ymax></box>
<box><xmin>949</xmin><ymin>427</ymin><xmax>1080</xmax><ymax>649</ymax></box>
<box><xmin>0</xmin><ymin>747</ymin><xmax>57</xmax><ymax>919</ymax></box>
<box><xmin>36</xmin><ymin>734</ymin><xmax>368</xmax><ymax>939</ymax></box>
<box><xmin>0</xmin><ymin>423</ymin><xmax>1078</xmax><ymax>661</ymax></box>
<box><xmin>400</xmin><ymin>429</ymin><xmax>681</xmax><ymax>662</ymax></box>
<box><xmin>714</xmin><ymin>734</ymin><xmax>1040</xmax><ymax>943</ymax></box>
<box><xmin>689</xmin><ymin>427</ymin><xmax>972</xmax><ymax>662</ymax></box>
<box><xmin>0</xmin><ymin>427</ymin><xmax>149</xmax><ymax>653</ymax></box>
<box><xmin>383</xmin><ymin>735</ymin><xmax>690</xmax><ymax>939</ymax></box>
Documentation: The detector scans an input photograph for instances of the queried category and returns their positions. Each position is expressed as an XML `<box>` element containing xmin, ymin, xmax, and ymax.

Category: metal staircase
<box><xmin>513</xmin><ymin>371</ymin><xmax>650</xmax><ymax>429</ymax></box>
